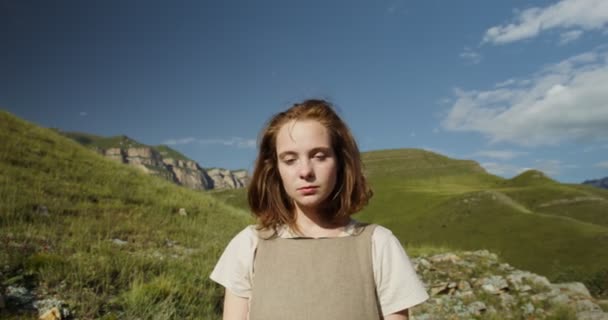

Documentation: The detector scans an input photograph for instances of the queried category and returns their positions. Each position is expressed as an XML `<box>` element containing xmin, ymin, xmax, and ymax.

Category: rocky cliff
<box><xmin>97</xmin><ymin>146</ymin><xmax>248</xmax><ymax>190</ymax></box>
<box><xmin>63</xmin><ymin>132</ymin><xmax>248</xmax><ymax>190</ymax></box>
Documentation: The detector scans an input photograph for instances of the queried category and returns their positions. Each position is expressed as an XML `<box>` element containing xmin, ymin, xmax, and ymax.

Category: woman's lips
<box><xmin>298</xmin><ymin>186</ymin><xmax>318</xmax><ymax>195</ymax></box>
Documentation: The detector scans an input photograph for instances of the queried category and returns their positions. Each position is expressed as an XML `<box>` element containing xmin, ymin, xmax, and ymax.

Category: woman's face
<box><xmin>276</xmin><ymin>119</ymin><xmax>338</xmax><ymax>212</ymax></box>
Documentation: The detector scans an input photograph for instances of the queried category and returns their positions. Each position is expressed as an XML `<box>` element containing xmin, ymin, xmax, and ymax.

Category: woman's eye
<box><xmin>283</xmin><ymin>158</ymin><xmax>296</xmax><ymax>165</ymax></box>
<box><xmin>314</xmin><ymin>153</ymin><xmax>327</xmax><ymax>160</ymax></box>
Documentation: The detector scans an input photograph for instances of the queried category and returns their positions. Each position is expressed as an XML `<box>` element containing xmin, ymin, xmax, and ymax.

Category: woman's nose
<box><xmin>298</xmin><ymin>160</ymin><xmax>314</xmax><ymax>179</ymax></box>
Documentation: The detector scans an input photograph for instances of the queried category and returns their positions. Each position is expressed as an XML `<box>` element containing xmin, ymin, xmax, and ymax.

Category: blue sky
<box><xmin>2</xmin><ymin>0</ymin><xmax>607</xmax><ymax>183</ymax></box>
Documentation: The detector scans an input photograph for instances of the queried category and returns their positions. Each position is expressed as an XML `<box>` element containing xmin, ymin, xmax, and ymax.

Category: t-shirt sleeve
<box><xmin>209</xmin><ymin>225</ymin><xmax>258</xmax><ymax>298</ymax></box>
<box><xmin>372</xmin><ymin>226</ymin><xmax>429</xmax><ymax>316</ymax></box>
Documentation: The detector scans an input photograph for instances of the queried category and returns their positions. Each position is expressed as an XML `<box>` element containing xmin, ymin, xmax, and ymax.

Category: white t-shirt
<box><xmin>210</xmin><ymin>220</ymin><xmax>429</xmax><ymax>316</ymax></box>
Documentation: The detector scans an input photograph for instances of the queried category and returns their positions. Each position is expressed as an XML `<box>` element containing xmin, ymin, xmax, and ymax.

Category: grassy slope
<box><xmin>358</xmin><ymin>149</ymin><xmax>608</xmax><ymax>294</ymax></box>
<box><xmin>0</xmin><ymin>111</ymin><xmax>252</xmax><ymax>319</ymax></box>
<box><xmin>61</xmin><ymin>131</ymin><xmax>194</xmax><ymax>162</ymax></box>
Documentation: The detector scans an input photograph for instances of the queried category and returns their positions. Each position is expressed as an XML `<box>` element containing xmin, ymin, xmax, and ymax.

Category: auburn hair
<box><xmin>247</xmin><ymin>99</ymin><xmax>373</xmax><ymax>234</ymax></box>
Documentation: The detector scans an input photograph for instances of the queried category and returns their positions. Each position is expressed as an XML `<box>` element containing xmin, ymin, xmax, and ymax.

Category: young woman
<box><xmin>210</xmin><ymin>99</ymin><xmax>428</xmax><ymax>320</ymax></box>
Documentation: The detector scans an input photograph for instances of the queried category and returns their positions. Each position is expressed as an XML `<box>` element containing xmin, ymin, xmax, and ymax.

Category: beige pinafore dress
<box><xmin>249</xmin><ymin>223</ymin><xmax>382</xmax><ymax>320</ymax></box>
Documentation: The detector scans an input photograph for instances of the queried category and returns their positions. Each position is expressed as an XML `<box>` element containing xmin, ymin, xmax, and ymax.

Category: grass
<box><xmin>0</xmin><ymin>111</ymin><xmax>252</xmax><ymax>318</ymax></box>
<box><xmin>3</xmin><ymin>109</ymin><xmax>608</xmax><ymax>318</ymax></box>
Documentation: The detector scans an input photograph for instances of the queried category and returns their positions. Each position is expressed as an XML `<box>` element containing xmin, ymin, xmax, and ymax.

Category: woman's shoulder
<box><xmin>368</xmin><ymin>223</ymin><xmax>399</xmax><ymax>247</ymax></box>
<box><xmin>230</xmin><ymin>224</ymin><xmax>260</xmax><ymax>245</ymax></box>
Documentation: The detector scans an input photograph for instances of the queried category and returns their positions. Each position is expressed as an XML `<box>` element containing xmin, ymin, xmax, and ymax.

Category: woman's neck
<box><xmin>293</xmin><ymin>204</ymin><xmax>349</xmax><ymax>237</ymax></box>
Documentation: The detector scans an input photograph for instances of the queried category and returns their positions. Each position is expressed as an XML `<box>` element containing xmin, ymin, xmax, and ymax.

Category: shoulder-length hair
<box><xmin>247</xmin><ymin>99</ymin><xmax>373</xmax><ymax>234</ymax></box>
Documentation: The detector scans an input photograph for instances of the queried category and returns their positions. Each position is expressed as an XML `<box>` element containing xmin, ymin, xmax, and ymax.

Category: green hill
<box><xmin>219</xmin><ymin>148</ymin><xmax>608</xmax><ymax>297</ymax></box>
<box><xmin>365</xmin><ymin>150</ymin><xmax>608</xmax><ymax>296</ymax></box>
<box><xmin>59</xmin><ymin>131</ymin><xmax>147</xmax><ymax>150</ymax></box>
<box><xmin>0</xmin><ymin>111</ymin><xmax>251</xmax><ymax>319</ymax></box>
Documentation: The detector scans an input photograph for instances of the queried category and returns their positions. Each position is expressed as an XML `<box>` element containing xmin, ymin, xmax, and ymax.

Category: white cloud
<box><xmin>199</xmin><ymin>137</ymin><xmax>256</xmax><ymax>148</ymax></box>
<box><xmin>441</xmin><ymin>48</ymin><xmax>608</xmax><ymax>146</ymax></box>
<box><xmin>162</xmin><ymin>137</ymin><xmax>256</xmax><ymax>148</ymax></box>
<box><xmin>162</xmin><ymin>137</ymin><xmax>196</xmax><ymax>145</ymax></box>
<box><xmin>473</xmin><ymin>150</ymin><xmax>527</xmax><ymax>160</ymax></box>
<box><xmin>595</xmin><ymin>160</ymin><xmax>608</xmax><ymax>168</ymax></box>
<box><xmin>559</xmin><ymin>29</ymin><xmax>584</xmax><ymax>44</ymax></box>
<box><xmin>483</xmin><ymin>0</ymin><xmax>608</xmax><ymax>45</ymax></box>
<box><xmin>459</xmin><ymin>47</ymin><xmax>482</xmax><ymax>64</ymax></box>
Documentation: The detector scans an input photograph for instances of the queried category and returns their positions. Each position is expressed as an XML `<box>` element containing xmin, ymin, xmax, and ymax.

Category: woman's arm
<box><xmin>385</xmin><ymin>309</ymin><xmax>409</xmax><ymax>320</ymax></box>
<box><xmin>222</xmin><ymin>289</ymin><xmax>249</xmax><ymax>320</ymax></box>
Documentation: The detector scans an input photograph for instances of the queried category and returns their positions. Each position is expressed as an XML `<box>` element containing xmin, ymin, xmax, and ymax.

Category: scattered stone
<box><xmin>34</xmin><ymin>298</ymin><xmax>70</xmax><ymax>319</ymax></box>
<box><xmin>112</xmin><ymin>238</ymin><xmax>128</xmax><ymax>246</ymax></box>
<box><xmin>467</xmin><ymin>301</ymin><xmax>487</xmax><ymax>315</ymax></box>
<box><xmin>522</xmin><ymin>302</ymin><xmax>535</xmax><ymax>315</ymax></box>
<box><xmin>6</xmin><ymin>285</ymin><xmax>35</xmax><ymax>308</ymax></box>
<box><xmin>457</xmin><ymin>280</ymin><xmax>471</xmax><ymax>291</ymax></box>
<box><xmin>411</xmin><ymin>251</ymin><xmax>608</xmax><ymax>319</ymax></box>
<box><xmin>39</xmin><ymin>307</ymin><xmax>61</xmax><ymax>320</ymax></box>
<box><xmin>552</xmin><ymin>282</ymin><xmax>592</xmax><ymax>298</ymax></box>
<box><xmin>429</xmin><ymin>253</ymin><xmax>460</xmax><ymax>263</ymax></box>
<box><xmin>576</xmin><ymin>299</ymin><xmax>602</xmax><ymax>313</ymax></box>
<box><xmin>430</xmin><ymin>282</ymin><xmax>449</xmax><ymax>296</ymax></box>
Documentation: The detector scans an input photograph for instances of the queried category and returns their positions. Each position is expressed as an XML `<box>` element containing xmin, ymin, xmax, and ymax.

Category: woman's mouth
<box><xmin>298</xmin><ymin>186</ymin><xmax>318</xmax><ymax>195</ymax></box>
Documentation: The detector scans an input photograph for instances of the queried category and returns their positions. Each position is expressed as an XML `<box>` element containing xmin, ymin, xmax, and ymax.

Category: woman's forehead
<box><xmin>276</xmin><ymin>120</ymin><xmax>331</xmax><ymax>153</ymax></box>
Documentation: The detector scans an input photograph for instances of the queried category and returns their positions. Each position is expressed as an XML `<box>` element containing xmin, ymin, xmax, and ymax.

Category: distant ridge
<box><xmin>583</xmin><ymin>176</ymin><xmax>608</xmax><ymax>189</ymax></box>
<box><xmin>59</xmin><ymin>131</ymin><xmax>248</xmax><ymax>190</ymax></box>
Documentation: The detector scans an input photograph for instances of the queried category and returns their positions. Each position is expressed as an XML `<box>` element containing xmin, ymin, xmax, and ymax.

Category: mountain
<box><xmin>60</xmin><ymin>131</ymin><xmax>249</xmax><ymax>190</ymax></box>
<box><xmin>583</xmin><ymin>177</ymin><xmax>608</xmax><ymax>190</ymax></box>
<box><xmin>0</xmin><ymin>110</ymin><xmax>251</xmax><ymax>318</ymax></box>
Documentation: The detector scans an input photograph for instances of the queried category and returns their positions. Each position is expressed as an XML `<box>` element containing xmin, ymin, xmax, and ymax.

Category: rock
<box><xmin>430</xmin><ymin>282</ymin><xmax>449</xmax><ymax>296</ymax></box>
<box><xmin>429</xmin><ymin>253</ymin><xmax>460</xmax><ymax>263</ymax></box>
<box><xmin>6</xmin><ymin>285</ymin><xmax>35</xmax><ymax>307</ymax></box>
<box><xmin>575</xmin><ymin>299</ymin><xmax>602</xmax><ymax>313</ymax></box>
<box><xmin>39</xmin><ymin>307</ymin><xmax>61</xmax><ymax>320</ymax></box>
<box><xmin>479</xmin><ymin>276</ymin><xmax>508</xmax><ymax>294</ymax></box>
<box><xmin>414</xmin><ymin>258</ymin><xmax>431</xmax><ymax>271</ymax></box>
<box><xmin>34</xmin><ymin>298</ymin><xmax>69</xmax><ymax>318</ymax></box>
<box><xmin>178</xmin><ymin>208</ymin><xmax>188</xmax><ymax>216</ymax></box>
<box><xmin>522</xmin><ymin>302</ymin><xmax>535</xmax><ymax>315</ymax></box>
<box><xmin>529</xmin><ymin>274</ymin><xmax>552</xmax><ymax>289</ymax></box>
<box><xmin>482</xmin><ymin>284</ymin><xmax>498</xmax><ymax>294</ymax></box>
<box><xmin>499</xmin><ymin>293</ymin><xmax>516</xmax><ymax>308</ymax></box>
<box><xmin>457</xmin><ymin>280</ymin><xmax>471</xmax><ymax>291</ymax></box>
<box><xmin>548</xmin><ymin>293</ymin><xmax>570</xmax><ymax>305</ymax></box>
<box><xmin>411</xmin><ymin>250</ymin><xmax>608</xmax><ymax>319</ymax></box>
<box><xmin>467</xmin><ymin>301</ymin><xmax>487</xmax><ymax>315</ymax></box>
<box><xmin>112</xmin><ymin>238</ymin><xmax>128</xmax><ymax>246</ymax></box>
<box><xmin>552</xmin><ymin>282</ymin><xmax>592</xmax><ymax>298</ymax></box>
